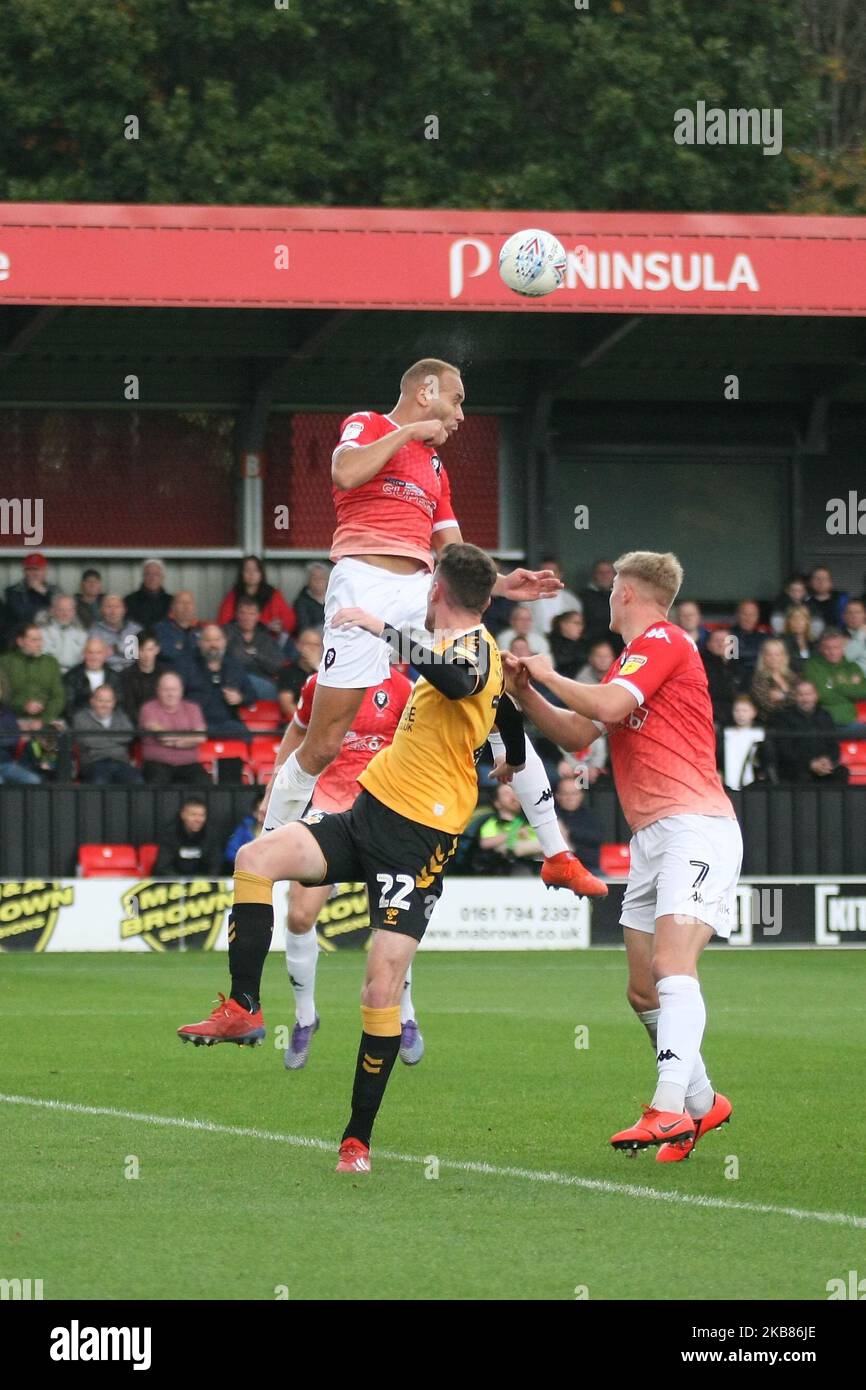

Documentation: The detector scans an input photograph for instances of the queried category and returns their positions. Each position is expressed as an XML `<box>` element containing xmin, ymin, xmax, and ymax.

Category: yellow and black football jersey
<box><xmin>360</xmin><ymin>626</ymin><xmax>503</xmax><ymax>834</ymax></box>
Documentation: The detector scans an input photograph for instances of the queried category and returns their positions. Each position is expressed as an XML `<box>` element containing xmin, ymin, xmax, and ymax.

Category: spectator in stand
<box><xmin>770</xmin><ymin>574</ymin><xmax>819</xmax><ymax>637</ymax></box>
<box><xmin>577</xmin><ymin>639</ymin><xmax>616</xmax><ymax>686</ymax></box>
<box><xmin>72</xmin><ymin>685</ymin><xmax>141</xmax><ymax>785</ymax></box>
<box><xmin>578</xmin><ymin>558</ymin><xmax>622</xmax><ymax>653</ymax></box>
<box><xmin>529</xmin><ymin>556</ymin><xmax>582</xmax><ymax>636</ymax></box>
<box><xmin>803</xmin><ymin>629</ymin><xmax>866</xmax><ymax>734</ymax></box>
<box><xmin>120</xmin><ymin>630</ymin><xmax>166</xmax><ymax>724</ymax></box>
<box><xmin>74</xmin><ymin>567</ymin><xmax>104</xmax><ymax>630</ymax></box>
<box><xmin>841</xmin><ymin>598</ymin><xmax>866</xmax><ymax>676</ymax></box>
<box><xmin>89</xmin><ymin>595</ymin><xmax>141</xmax><ymax>671</ymax></box>
<box><xmin>139</xmin><ymin>671</ymin><xmax>208</xmax><ymax>785</ymax></box>
<box><xmin>701</xmin><ymin>628</ymin><xmax>741</xmax><ymax>729</ymax></box>
<box><xmin>750</xmin><ymin>638</ymin><xmax>796</xmax><ymax>721</ymax></box>
<box><xmin>38</xmin><ymin>594</ymin><xmax>87</xmax><ymax>674</ymax></box>
<box><xmin>0</xmin><ymin>680</ymin><xmax>40</xmax><ymax>784</ymax></box>
<box><xmin>65</xmin><ymin>637</ymin><xmax>123</xmax><ymax>717</ymax></box>
<box><xmin>722</xmin><ymin>694</ymin><xmax>766</xmax><ymax>790</ymax></box>
<box><xmin>808</xmin><ymin>565</ymin><xmax>847</xmax><ymax>631</ymax></box>
<box><xmin>218</xmin><ymin>555</ymin><xmax>296</xmax><ymax>644</ymax></box>
<box><xmin>125</xmin><ymin>558</ymin><xmax>173</xmax><ymax>629</ymax></box>
<box><xmin>155</xmin><ymin>796</ymin><xmax>223</xmax><ymax>876</ymax></box>
<box><xmin>673</xmin><ymin>599</ymin><xmax>710</xmax><ymax>650</ymax></box>
<box><xmin>276</xmin><ymin>628</ymin><xmax>324</xmax><ymax>720</ymax></box>
<box><xmin>553</xmin><ymin>775</ymin><xmax>602</xmax><ymax>873</ymax></box>
<box><xmin>224</xmin><ymin>790</ymin><xmax>266</xmax><ymax>867</ymax></box>
<box><xmin>154</xmin><ymin>590</ymin><xmax>200</xmax><ymax>667</ymax></box>
<box><xmin>223</xmin><ymin>597</ymin><xmax>285</xmax><ymax>701</ymax></box>
<box><xmin>549</xmin><ymin>610</ymin><xmax>588</xmax><ymax>679</ymax></box>
<box><xmin>292</xmin><ymin>562</ymin><xmax>330</xmax><ymax>634</ymax></box>
<box><xmin>729</xmin><ymin>600</ymin><xmax>765</xmax><ymax>684</ymax></box>
<box><xmin>497</xmin><ymin>603</ymin><xmax>551</xmax><ymax>657</ymax></box>
<box><xmin>782</xmin><ymin>605</ymin><xmax>815</xmax><ymax>672</ymax></box>
<box><xmin>4</xmin><ymin>553</ymin><xmax>58</xmax><ymax>631</ymax></box>
<box><xmin>472</xmin><ymin>783</ymin><xmax>540</xmax><ymax>875</ymax></box>
<box><xmin>177</xmin><ymin>624</ymin><xmax>255</xmax><ymax>734</ymax></box>
<box><xmin>0</xmin><ymin>623</ymin><xmax>65</xmax><ymax>730</ymax></box>
<box><xmin>767</xmin><ymin>680</ymin><xmax>849</xmax><ymax>785</ymax></box>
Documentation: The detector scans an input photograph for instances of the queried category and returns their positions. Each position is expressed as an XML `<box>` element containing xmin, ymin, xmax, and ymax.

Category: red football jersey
<box><xmin>294</xmin><ymin>668</ymin><xmax>413</xmax><ymax>813</ymax></box>
<box><xmin>599</xmin><ymin>619</ymin><xmax>735</xmax><ymax>833</ymax></box>
<box><xmin>330</xmin><ymin>411</ymin><xmax>458</xmax><ymax>569</ymax></box>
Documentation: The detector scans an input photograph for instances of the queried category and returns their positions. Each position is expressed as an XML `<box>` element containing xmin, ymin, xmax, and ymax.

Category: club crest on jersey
<box><xmin>619</xmin><ymin>654</ymin><xmax>648</xmax><ymax>676</ymax></box>
<box><xmin>373</xmin><ymin>689</ymin><xmax>389</xmax><ymax>709</ymax></box>
<box><xmin>302</xmin><ymin>809</ymin><xmax>326</xmax><ymax>826</ymax></box>
<box><xmin>431</xmin><ymin>453</ymin><xmax>442</xmax><ymax>475</ymax></box>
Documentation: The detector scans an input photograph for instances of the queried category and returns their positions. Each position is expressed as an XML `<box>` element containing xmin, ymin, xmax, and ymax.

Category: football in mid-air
<box><xmin>498</xmin><ymin>228</ymin><xmax>567</xmax><ymax>297</ymax></box>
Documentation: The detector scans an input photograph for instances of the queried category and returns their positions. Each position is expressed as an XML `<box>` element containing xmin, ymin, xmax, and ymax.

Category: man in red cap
<box><xmin>4</xmin><ymin>554</ymin><xmax>58</xmax><ymax>632</ymax></box>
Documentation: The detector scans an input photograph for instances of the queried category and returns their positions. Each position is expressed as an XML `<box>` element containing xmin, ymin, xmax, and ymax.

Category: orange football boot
<box><xmin>177</xmin><ymin>992</ymin><xmax>265</xmax><ymax>1047</ymax></box>
<box><xmin>610</xmin><ymin>1105</ymin><xmax>695</xmax><ymax>1151</ymax></box>
<box><xmin>541</xmin><ymin>851</ymin><xmax>608</xmax><ymax>898</ymax></box>
<box><xmin>336</xmin><ymin>1138</ymin><xmax>372</xmax><ymax>1174</ymax></box>
<box><xmin>656</xmin><ymin>1092</ymin><xmax>732</xmax><ymax>1163</ymax></box>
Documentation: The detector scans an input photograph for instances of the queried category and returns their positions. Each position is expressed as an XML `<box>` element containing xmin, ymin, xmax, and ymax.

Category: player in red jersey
<box><xmin>277</xmin><ymin>667</ymin><xmax>425</xmax><ymax>1070</ymax></box>
<box><xmin>262</xmin><ymin>358</ymin><xmax>605</xmax><ymax>907</ymax></box>
<box><xmin>505</xmin><ymin>550</ymin><xmax>742</xmax><ymax>1163</ymax></box>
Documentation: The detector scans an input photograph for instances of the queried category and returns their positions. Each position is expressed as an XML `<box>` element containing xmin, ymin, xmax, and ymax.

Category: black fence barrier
<box><xmin>0</xmin><ymin>780</ymin><xmax>864</xmax><ymax>878</ymax></box>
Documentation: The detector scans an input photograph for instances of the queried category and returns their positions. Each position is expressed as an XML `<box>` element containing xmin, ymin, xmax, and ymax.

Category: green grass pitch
<box><xmin>2</xmin><ymin>948</ymin><xmax>864</xmax><ymax>1301</ymax></box>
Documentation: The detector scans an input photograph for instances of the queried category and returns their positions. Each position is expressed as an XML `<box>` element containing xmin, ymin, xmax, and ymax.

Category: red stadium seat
<box><xmin>198</xmin><ymin>739</ymin><xmax>254</xmax><ymax>784</ymax></box>
<box><xmin>137</xmin><ymin>843</ymin><xmax>159</xmax><ymax>876</ymax></box>
<box><xmin>839</xmin><ymin>741</ymin><xmax>866</xmax><ymax>785</ymax></box>
<box><xmin>238</xmin><ymin>701</ymin><xmax>283</xmax><ymax>732</ymax></box>
<box><xmin>600</xmin><ymin>843</ymin><xmax>631</xmax><ymax>878</ymax></box>
<box><xmin>249</xmin><ymin>735</ymin><xmax>282</xmax><ymax>784</ymax></box>
<box><xmin>78</xmin><ymin>844</ymin><xmax>139</xmax><ymax>877</ymax></box>
<box><xmin>856</xmin><ymin>700</ymin><xmax>866</xmax><ymax>723</ymax></box>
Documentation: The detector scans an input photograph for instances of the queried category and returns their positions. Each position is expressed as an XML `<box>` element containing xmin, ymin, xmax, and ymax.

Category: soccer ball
<box><xmin>498</xmin><ymin>228</ymin><xmax>567</xmax><ymax>297</ymax></box>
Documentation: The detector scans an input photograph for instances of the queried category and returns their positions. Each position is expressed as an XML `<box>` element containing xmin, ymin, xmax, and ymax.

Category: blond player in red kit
<box><xmin>262</xmin><ymin>358</ymin><xmax>605</xmax><ymax>900</ymax></box>
<box><xmin>505</xmin><ymin>551</ymin><xmax>742</xmax><ymax>1163</ymax></box>
<box><xmin>277</xmin><ymin>666</ymin><xmax>424</xmax><ymax>1070</ymax></box>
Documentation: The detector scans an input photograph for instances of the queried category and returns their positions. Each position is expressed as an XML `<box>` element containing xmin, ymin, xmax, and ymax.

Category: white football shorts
<box><xmin>619</xmin><ymin>813</ymin><xmax>743</xmax><ymax>939</ymax></box>
<box><xmin>318</xmin><ymin>556</ymin><xmax>431</xmax><ymax>689</ymax></box>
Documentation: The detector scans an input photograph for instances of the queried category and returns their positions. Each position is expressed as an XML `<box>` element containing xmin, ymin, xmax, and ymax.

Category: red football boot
<box><xmin>541</xmin><ymin>851</ymin><xmax>608</xmax><ymax>898</ymax></box>
<box><xmin>656</xmin><ymin>1092</ymin><xmax>733</xmax><ymax>1163</ymax></box>
<box><xmin>177</xmin><ymin>992</ymin><xmax>265</xmax><ymax>1047</ymax></box>
<box><xmin>336</xmin><ymin>1138</ymin><xmax>372</xmax><ymax>1174</ymax></box>
<box><xmin>610</xmin><ymin>1105</ymin><xmax>695</xmax><ymax>1151</ymax></box>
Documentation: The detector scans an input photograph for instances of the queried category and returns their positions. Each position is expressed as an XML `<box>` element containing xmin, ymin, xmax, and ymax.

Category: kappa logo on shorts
<box><xmin>324</xmin><ymin>647</ymin><xmax>336</xmax><ymax>670</ymax></box>
<box><xmin>373</xmin><ymin>689</ymin><xmax>389</xmax><ymax>709</ymax></box>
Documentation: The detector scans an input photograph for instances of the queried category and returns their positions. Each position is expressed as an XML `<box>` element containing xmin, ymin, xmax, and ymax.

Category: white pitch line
<box><xmin>2</xmin><ymin>1092</ymin><xmax>864</xmax><ymax>1231</ymax></box>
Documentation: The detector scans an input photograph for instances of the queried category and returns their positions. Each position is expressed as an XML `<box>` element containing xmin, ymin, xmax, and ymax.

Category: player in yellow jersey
<box><xmin>178</xmin><ymin>543</ymin><xmax>525</xmax><ymax>1173</ymax></box>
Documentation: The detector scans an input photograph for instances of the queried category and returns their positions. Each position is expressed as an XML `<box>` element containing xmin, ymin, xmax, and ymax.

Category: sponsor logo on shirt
<box><xmin>381</xmin><ymin>476</ymin><xmax>435</xmax><ymax>515</ymax></box>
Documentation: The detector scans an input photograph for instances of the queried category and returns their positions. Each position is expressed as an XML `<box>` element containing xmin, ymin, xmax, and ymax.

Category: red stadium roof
<box><xmin>0</xmin><ymin>203</ymin><xmax>864</xmax><ymax>315</ymax></box>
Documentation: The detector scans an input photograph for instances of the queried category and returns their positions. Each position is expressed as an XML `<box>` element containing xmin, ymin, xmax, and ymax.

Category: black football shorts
<box><xmin>300</xmin><ymin>790</ymin><xmax>458</xmax><ymax>941</ymax></box>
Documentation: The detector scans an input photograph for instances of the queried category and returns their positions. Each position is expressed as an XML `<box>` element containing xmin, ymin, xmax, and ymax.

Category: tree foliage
<box><xmin>0</xmin><ymin>0</ymin><xmax>860</xmax><ymax>213</ymax></box>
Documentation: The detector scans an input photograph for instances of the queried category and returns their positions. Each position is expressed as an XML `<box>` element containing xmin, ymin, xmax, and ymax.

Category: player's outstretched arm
<box><xmin>515</xmin><ymin>652</ymin><xmax>636</xmax><ymax>725</ymax></box>
<box><xmin>503</xmin><ymin>654</ymin><xmax>602</xmax><ymax>753</ymax></box>
<box><xmin>332</xmin><ymin>419</ymin><xmax>448</xmax><ymax>490</ymax></box>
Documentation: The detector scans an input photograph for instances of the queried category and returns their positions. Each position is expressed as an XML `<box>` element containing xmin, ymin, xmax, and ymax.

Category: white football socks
<box><xmin>400</xmin><ymin>963</ymin><xmax>415</xmax><ymax>1025</ymax></box>
<box><xmin>264</xmin><ymin>751</ymin><xmax>319</xmax><ymax>831</ymax></box>
<box><xmin>285</xmin><ymin>925</ymin><xmax>319</xmax><ymax>1027</ymax></box>
<box><xmin>488</xmin><ymin>729</ymin><xmax>568</xmax><ymax>857</ymax></box>
<box><xmin>639</xmin><ymin>1005</ymin><xmax>714</xmax><ymax>1118</ymax></box>
<box><xmin>651</xmin><ymin>975</ymin><xmax>707</xmax><ymax>1115</ymax></box>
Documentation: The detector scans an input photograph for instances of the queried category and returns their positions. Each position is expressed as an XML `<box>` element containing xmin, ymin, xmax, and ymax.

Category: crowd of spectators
<box><xmin>1</xmin><ymin>552</ymin><xmax>864</xmax><ymax>819</ymax></box>
<box><xmin>0</xmin><ymin>554</ymin><xmax>331</xmax><ymax>784</ymax></box>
